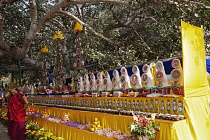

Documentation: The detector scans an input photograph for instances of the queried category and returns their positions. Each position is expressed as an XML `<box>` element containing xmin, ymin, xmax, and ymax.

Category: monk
<box><xmin>7</xmin><ymin>86</ymin><xmax>28</xmax><ymax>140</ymax></box>
<box><xmin>7</xmin><ymin>89</ymin><xmax>17</xmax><ymax>137</ymax></box>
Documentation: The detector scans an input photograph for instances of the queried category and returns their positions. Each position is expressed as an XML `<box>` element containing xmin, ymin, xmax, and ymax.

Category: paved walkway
<box><xmin>0</xmin><ymin>122</ymin><xmax>10</xmax><ymax>140</ymax></box>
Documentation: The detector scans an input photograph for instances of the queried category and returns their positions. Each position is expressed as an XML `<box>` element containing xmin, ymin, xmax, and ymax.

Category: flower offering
<box><xmin>90</xmin><ymin>118</ymin><xmax>102</xmax><ymax>131</ymax></box>
<box><xmin>129</xmin><ymin>112</ymin><xmax>160</xmax><ymax>139</ymax></box>
<box><xmin>41</xmin><ymin>109</ymin><xmax>49</xmax><ymax>118</ymax></box>
<box><xmin>28</xmin><ymin>108</ymin><xmax>36</xmax><ymax>114</ymax></box>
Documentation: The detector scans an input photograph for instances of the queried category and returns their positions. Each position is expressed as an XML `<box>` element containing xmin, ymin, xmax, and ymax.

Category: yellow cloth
<box><xmin>27</xmin><ymin>115</ymin><xmax>113</xmax><ymax>140</ymax></box>
<box><xmin>28</xmin><ymin>105</ymin><xmax>189</xmax><ymax>140</ymax></box>
<box><xmin>151</xmin><ymin>62</ymin><xmax>158</xmax><ymax>86</ymax></box>
<box><xmin>184</xmin><ymin>96</ymin><xmax>210</xmax><ymax>140</ymax></box>
<box><xmin>182</xmin><ymin>20</ymin><xmax>210</xmax><ymax>140</ymax></box>
<box><xmin>53</xmin><ymin>31</ymin><xmax>64</xmax><ymax>40</ymax></box>
<box><xmin>207</xmin><ymin>77</ymin><xmax>210</xmax><ymax>88</ymax></box>
<box><xmin>156</xmin><ymin>119</ymin><xmax>192</xmax><ymax>140</ymax></box>
<box><xmin>176</xmin><ymin>61</ymin><xmax>183</xmax><ymax>86</ymax></box>
<box><xmin>182</xmin><ymin>20</ymin><xmax>209</xmax><ymax>98</ymax></box>
<box><xmin>73</xmin><ymin>21</ymin><xmax>83</xmax><ymax>32</ymax></box>
<box><xmin>28</xmin><ymin>104</ymin><xmax>133</xmax><ymax>133</ymax></box>
<box><xmin>3</xmin><ymin>104</ymin><xmax>189</xmax><ymax>140</ymax></box>
<box><xmin>40</xmin><ymin>46</ymin><xmax>49</xmax><ymax>53</ymax></box>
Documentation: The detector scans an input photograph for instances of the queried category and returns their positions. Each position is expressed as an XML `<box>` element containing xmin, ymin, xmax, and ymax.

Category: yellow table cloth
<box><xmin>28</xmin><ymin>105</ymin><xmax>190</xmax><ymax>140</ymax></box>
<box><xmin>27</xmin><ymin>115</ymin><xmax>113</xmax><ymax>140</ymax></box>
<box><xmin>28</xmin><ymin>105</ymin><xmax>133</xmax><ymax>133</ymax></box>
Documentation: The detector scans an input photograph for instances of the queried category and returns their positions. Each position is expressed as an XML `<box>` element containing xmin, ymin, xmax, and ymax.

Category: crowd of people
<box><xmin>1</xmin><ymin>78</ymin><xmax>72</xmax><ymax>140</ymax></box>
<box><xmin>1</xmin><ymin>78</ymin><xmax>30</xmax><ymax>140</ymax></box>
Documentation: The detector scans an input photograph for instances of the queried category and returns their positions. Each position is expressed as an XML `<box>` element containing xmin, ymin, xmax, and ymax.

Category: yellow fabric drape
<box><xmin>73</xmin><ymin>21</ymin><xmax>83</xmax><ymax>32</ymax></box>
<box><xmin>184</xmin><ymin>96</ymin><xmax>210</xmax><ymax>140</ymax></box>
<box><xmin>182</xmin><ymin>20</ymin><xmax>209</xmax><ymax>98</ymax></box>
<box><xmin>182</xmin><ymin>20</ymin><xmax>210</xmax><ymax>140</ymax></box>
<box><xmin>28</xmin><ymin>105</ymin><xmax>134</xmax><ymax>133</ymax></box>
<box><xmin>27</xmin><ymin>105</ymin><xmax>189</xmax><ymax>140</ymax></box>
<box><xmin>173</xmin><ymin>119</ymin><xmax>193</xmax><ymax>140</ymax></box>
<box><xmin>1</xmin><ymin>105</ymin><xmax>190</xmax><ymax>140</ymax></box>
<box><xmin>27</xmin><ymin>115</ymin><xmax>113</xmax><ymax>140</ymax></box>
<box><xmin>155</xmin><ymin>119</ymin><xmax>192</xmax><ymax>140</ymax></box>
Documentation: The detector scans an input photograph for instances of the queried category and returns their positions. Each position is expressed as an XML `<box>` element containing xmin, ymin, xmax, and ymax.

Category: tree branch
<box><xmin>20</xmin><ymin>0</ymin><xmax>38</xmax><ymax>58</ymax></box>
<box><xmin>0</xmin><ymin>44</ymin><xmax>21</xmax><ymax>58</ymax></box>
<box><xmin>145</xmin><ymin>0</ymin><xmax>210</xmax><ymax>10</ymax></box>
<box><xmin>29</xmin><ymin>0</ymin><xmax>37</xmax><ymax>26</ymax></box>
<box><xmin>21</xmin><ymin>57</ymin><xmax>41</xmax><ymax>67</ymax></box>
<box><xmin>180</xmin><ymin>0</ymin><xmax>210</xmax><ymax>9</ymax></box>
<box><xmin>18</xmin><ymin>0</ymin><xmax>155</xmax><ymax>58</ymax></box>
<box><xmin>36</xmin><ymin>1</ymin><xmax>71</xmax><ymax>32</ymax></box>
<box><xmin>20</xmin><ymin>0</ymin><xmax>70</xmax><ymax>58</ymax></box>
<box><xmin>0</xmin><ymin>14</ymin><xmax>3</xmax><ymax>42</ymax></box>
<box><xmin>0</xmin><ymin>45</ymin><xmax>41</xmax><ymax>67</ymax></box>
<box><xmin>131</xmin><ymin>27</ymin><xmax>154</xmax><ymax>54</ymax></box>
<box><xmin>18</xmin><ymin>0</ymin><xmax>210</xmax><ymax>59</ymax></box>
<box><xmin>51</xmin><ymin>18</ymin><xmax>65</xmax><ymax>30</ymax></box>
<box><xmin>0</xmin><ymin>18</ymin><xmax>11</xmax><ymax>54</ymax></box>
<box><xmin>125</xmin><ymin>9</ymin><xmax>143</xmax><ymax>26</ymax></box>
<box><xmin>0</xmin><ymin>42</ymin><xmax>10</xmax><ymax>52</ymax></box>
<box><xmin>66</xmin><ymin>0</ymin><xmax>140</xmax><ymax>8</ymax></box>
<box><xmin>57</xmin><ymin>10</ymin><xmax>116</xmax><ymax>45</ymax></box>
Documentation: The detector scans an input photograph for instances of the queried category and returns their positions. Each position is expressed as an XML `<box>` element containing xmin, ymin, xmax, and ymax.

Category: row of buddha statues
<box><xmin>77</xmin><ymin>59</ymin><xmax>183</xmax><ymax>95</ymax></box>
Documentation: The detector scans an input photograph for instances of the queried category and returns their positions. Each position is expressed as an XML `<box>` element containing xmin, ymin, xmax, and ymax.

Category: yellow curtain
<box><xmin>182</xmin><ymin>20</ymin><xmax>209</xmax><ymax>98</ymax></box>
<box><xmin>181</xmin><ymin>20</ymin><xmax>210</xmax><ymax>140</ymax></box>
<box><xmin>184</xmin><ymin>96</ymin><xmax>210</xmax><ymax>140</ymax></box>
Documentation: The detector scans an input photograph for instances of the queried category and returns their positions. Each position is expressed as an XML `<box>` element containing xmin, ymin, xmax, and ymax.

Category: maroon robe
<box><xmin>7</xmin><ymin>93</ymin><xmax>26</xmax><ymax>140</ymax></box>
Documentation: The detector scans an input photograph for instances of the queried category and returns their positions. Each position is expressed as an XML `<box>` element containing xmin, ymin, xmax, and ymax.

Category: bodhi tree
<box><xmin>0</xmin><ymin>0</ymin><xmax>210</xmax><ymax>75</ymax></box>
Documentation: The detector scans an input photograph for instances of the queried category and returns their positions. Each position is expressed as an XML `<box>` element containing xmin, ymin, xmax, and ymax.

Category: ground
<box><xmin>0</xmin><ymin>122</ymin><xmax>10</xmax><ymax>140</ymax></box>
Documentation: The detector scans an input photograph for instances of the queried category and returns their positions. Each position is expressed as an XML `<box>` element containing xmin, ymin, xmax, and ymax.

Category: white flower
<box><xmin>133</xmin><ymin>115</ymin><xmax>138</xmax><ymax>122</ymax></box>
<box><xmin>131</xmin><ymin>124</ymin><xmax>136</xmax><ymax>131</ymax></box>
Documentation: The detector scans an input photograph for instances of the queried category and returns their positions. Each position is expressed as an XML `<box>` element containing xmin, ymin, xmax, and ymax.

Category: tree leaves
<box><xmin>0</xmin><ymin>0</ymin><xmax>210</xmax><ymax>77</ymax></box>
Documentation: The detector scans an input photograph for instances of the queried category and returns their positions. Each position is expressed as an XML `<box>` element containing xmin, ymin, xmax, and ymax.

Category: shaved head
<box><xmin>16</xmin><ymin>86</ymin><xmax>23</xmax><ymax>93</ymax></box>
<box><xmin>9</xmin><ymin>89</ymin><xmax>17</xmax><ymax>96</ymax></box>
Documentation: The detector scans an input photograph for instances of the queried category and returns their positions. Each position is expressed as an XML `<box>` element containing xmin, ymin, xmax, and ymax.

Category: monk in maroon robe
<box><xmin>7</xmin><ymin>87</ymin><xmax>28</xmax><ymax>140</ymax></box>
<box><xmin>7</xmin><ymin>89</ymin><xmax>17</xmax><ymax>137</ymax></box>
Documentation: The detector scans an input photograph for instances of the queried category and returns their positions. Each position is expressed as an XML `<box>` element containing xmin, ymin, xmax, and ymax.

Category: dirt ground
<box><xmin>0</xmin><ymin>122</ymin><xmax>10</xmax><ymax>140</ymax></box>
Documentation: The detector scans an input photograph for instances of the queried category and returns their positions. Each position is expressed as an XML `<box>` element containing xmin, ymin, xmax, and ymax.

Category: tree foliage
<box><xmin>0</xmin><ymin>0</ymin><xmax>210</xmax><ymax>78</ymax></box>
